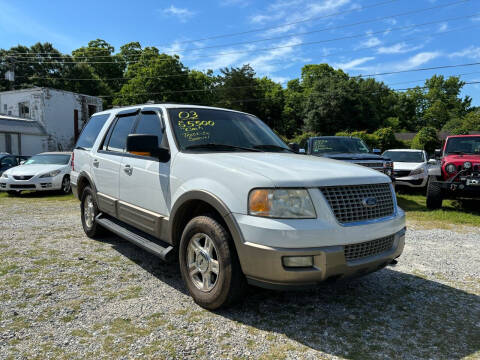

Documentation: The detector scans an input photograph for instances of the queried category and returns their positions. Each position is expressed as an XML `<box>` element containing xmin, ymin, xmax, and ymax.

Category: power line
<box><xmin>6</xmin><ymin>12</ymin><xmax>478</xmax><ymax>65</ymax></box>
<box><xmin>11</xmin><ymin>23</ymin><xmax>478</xmax><ymax>82</ymax></box>
<box><xmin>3</xmin><ymin>0</ymin><xmax>400</xmax><ymax>57</ymax></box>
<box><xmin>6</xmin><ymin>0</ymin><xmax>469</xmax><ymax>59</ymax></box>
<box><xmin>356</xmin><ymin>62</ymin><xmax>480</xmax><ymax>78</ymax></box>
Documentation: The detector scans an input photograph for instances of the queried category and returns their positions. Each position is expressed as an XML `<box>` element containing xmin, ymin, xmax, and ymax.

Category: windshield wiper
<box><xmin>184</xmin><ymin>143</ymin><xmax>262</xmax><ymax>152</ymax></box>
<box><xmin>252</xmin><ymin>144</ymin><xmax>293</xmax><ymax>152</ymax></box>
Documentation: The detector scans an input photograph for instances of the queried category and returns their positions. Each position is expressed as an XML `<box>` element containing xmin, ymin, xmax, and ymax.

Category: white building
<box><xmin>0</xmin><ymin>114</ymin><xmax>48</xmax><ymax>155</ymax></box>
<box><xmin>0</xmin><ymin>87</ymin><xmax>103</xmax><ymax>151</ymax></box>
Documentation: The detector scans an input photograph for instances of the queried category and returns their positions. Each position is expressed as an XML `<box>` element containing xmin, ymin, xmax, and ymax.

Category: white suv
<box><xmin>71</xmin><ymin>104</ymin><xmax>406</xmax><ymax>309</ymax></box>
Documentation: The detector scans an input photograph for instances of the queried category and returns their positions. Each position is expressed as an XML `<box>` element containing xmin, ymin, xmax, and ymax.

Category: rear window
<box><xmin>76</xmin><ymin>114</ymin><xmax>110</xmax><ymax>150</ymax></box>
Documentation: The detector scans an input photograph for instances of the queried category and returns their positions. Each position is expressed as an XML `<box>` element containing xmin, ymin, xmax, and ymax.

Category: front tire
<box><xmin>179</xmin><ymin>215</ymin><xmax>246</xmax><ymax>310</ymax></box>
<box><xmin>80</xmin><ymin>186</ymin><xmax>105</xmax><ymax>238</ymax></box>
<box><xmin>426</xmin><ymin>177</ymin><xmax>443</xmax><ymax>210</ymax></box>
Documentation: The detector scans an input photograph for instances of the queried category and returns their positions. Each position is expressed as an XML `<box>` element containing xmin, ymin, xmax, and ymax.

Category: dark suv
<box><xmin>303</xmin><ymin>136</ymin><xmax>394</xmax><ymax>178</ymax></box>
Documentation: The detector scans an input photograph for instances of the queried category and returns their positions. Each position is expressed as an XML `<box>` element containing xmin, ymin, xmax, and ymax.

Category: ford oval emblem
<box><xmin>362</xmin><ymin>197</ymin><xmax>377</xmax><ymax>208</ymax></box>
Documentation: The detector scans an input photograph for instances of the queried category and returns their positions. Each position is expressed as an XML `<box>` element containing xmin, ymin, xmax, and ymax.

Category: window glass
<box><xmin>134</xmin><ymin>113</ymin><xmax>163</xmax><ymax>146</ymax></box>
<box><xmin>168</xmin><ymin>108</ymin><xmax>288</xmax><ymax>152</ymax></box>
<box><xmin>24</xmin><ymin>154</ymin><xmax>71</xmax><ymax>165</ymax></box>
<box><xmin>311</xmin><ymin>138</ymin><xmax>370</xmax><ymax>154</ymax></box>
<box><xmin>106</xmin><ymin>114</ymin><xmax>137</xmax><ymax>152</ymax></box>
<box><xmin>1</xmin><ymin>156</ymin><xmax>16</xmax><ymax>167</ymax></box>
<box><xmin>445</xmin><ymin>137</ymin><xmax>480</xmax><ymax>155</ymax></box>
<box><xmin>383</xmin><ymin>151</ymin><xmax>424</xmax><ymax>163</ymax></box>
<box><xmin>76</xmin><ymin>114</ymin><xmax>110</xmax><ymax>150</ymax></box>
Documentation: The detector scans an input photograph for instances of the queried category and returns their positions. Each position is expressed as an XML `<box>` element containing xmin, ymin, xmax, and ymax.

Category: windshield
<box><xmin>311</xmin><ymin>137</ymin><xmax>370</xmax><ymax>154</ymax></box>
<box><xmin>168</xmin><ymin>108</ymin><xmax>290</xmax><ymax>152</ymax></box>
<box><xmin>24</xmin><ymin>154</ymin><xmax>71</xmax><ymax>165</ymax></box>
<box><xmin>445</xmin><ymin>137</ymin><xmax>480</xmax><ymax>155</ymax></box>
<box><xmin>383</xmin><ymin>151</ymin><xmax>424</xmax><ymax>163</ymax></box>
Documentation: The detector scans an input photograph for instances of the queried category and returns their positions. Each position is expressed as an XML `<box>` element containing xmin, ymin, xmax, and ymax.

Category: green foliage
<box><xmin>411</xmin><ymin>127</ymin><xmax>440</xmax><ymax>154</ymax></box>
<box><xmin>0</xmin><ymin>40</ymin><xmax>474</xmax><ymax>138</ymax></box>
<box><xmin>288</xmin><ymin>131</ymin><xmax>318</xmax><ymax>149</ymax></box>
<box><xmin>335</xmin><ymin>130</ymin><xmax>378</xmax><ymax>149</ymax></box>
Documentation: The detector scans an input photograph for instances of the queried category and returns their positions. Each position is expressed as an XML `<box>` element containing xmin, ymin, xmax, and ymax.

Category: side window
<box><xmin>2</xmin><ymin>156</ymin><xmax>16</xmax><ymax>167</ymax></box>
<box><xmin>134</xmin><ymin>112</ymin><xmax>164</xmax><ymax>147</ymax></box>
<box><xmin>76</xmin><ymin>114</ymin><xmax>110</xmax><ymax>150</ymax></box>
<box><xmin>105</xmin><ymin>114</ymin><xmax>137</xmax><ymax>152</ymax></box>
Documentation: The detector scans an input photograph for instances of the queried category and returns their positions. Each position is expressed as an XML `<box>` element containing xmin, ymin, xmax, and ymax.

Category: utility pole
<box><xmin>4</xmin><ymin>55</ymin><xmax>15</xmax><ymax>82</ymax></box>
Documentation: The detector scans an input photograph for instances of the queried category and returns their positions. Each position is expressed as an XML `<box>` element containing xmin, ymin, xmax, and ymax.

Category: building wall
<box><xmin>0</xmin><ymin>88</ymin><xmax>103</xmax><ymax>151</ymax></box>
<box><xmin>0</xmin><ymin>132</ymin><xmax>47</xmax><ymax>155</ymax></box>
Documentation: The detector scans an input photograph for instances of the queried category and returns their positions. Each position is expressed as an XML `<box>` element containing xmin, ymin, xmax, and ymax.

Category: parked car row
<box><xmin>1</xmin><ymin>103</ymin><xmax>477</xmax><ymax>310</ymax></box>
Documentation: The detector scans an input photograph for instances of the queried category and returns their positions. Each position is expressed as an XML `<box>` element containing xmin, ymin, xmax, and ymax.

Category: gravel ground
<box><xmin>0</xmin><ymin>194</ymin><xmax>479</xmax><ymax>360</ymax></box>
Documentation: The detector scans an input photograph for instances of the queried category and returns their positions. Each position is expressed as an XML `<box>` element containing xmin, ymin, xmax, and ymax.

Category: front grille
<box><xmin>320</xmin><ymin>183</ymin><xmax>395</xmax><ymax>224</ymax></box>
<box><xmin>344</xmin><ymin>235</ymin><xmax>395</xmax><ymax>261</ymax></box>
<box><xmin>354</xmin><ymin>162</ymin><xmax>384</xmax><ymax>169</ymax></box>
<box><xmin>394</xmin><ymin>170</ymin><xmax>411</xmax><ymax>178</ymax></box>
<box><xmin>13</xmin><ymin>175</ymin><xmax>33</xmax><ymax>180</ymax></box>
<box><xmin>10</xmin><ymin>184</ymin><xmax>36</xmax><ymax>189</ymax></box>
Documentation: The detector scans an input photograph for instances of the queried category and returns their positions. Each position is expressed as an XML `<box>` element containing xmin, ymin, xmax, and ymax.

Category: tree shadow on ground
<box><xmin>100</xmin><ymin>234</ymin><xmax>480</xmax><ymax>360</ymax></box>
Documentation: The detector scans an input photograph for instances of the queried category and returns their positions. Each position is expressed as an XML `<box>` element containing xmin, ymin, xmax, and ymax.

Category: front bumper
<box><xmin>434</xmin><ymin>179</ymin><xmax>480</xmax><ymax>199</ymax></box>
<box><xmin>394</xmin><ymin>175</ymin><xmax>428</xmax><ymax>188</ymax></box>
<box><xmin>0</xmin><ymin>175</ymin><xmax>63</xmax><ymax>191</ymax></box>
<box><xmin>230</xmin><ymin>206</ymin><xmax>406</xmax><ymax>289</ymax></box>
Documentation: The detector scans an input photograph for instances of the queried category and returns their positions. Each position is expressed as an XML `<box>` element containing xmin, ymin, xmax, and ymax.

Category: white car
<box><xmin>383</xmin><ymin>149</ymin><xmax>429</xmax><ymax>188</ymax></box>
<box><xmin>0</xmin><ymin>152</ymin><xmax>72</xmax><ymax>195</ymax></box>
<box><xmin>72</xmin><ymin>104</ymin><xmax>405</xmax><ymax>309</ymax></box>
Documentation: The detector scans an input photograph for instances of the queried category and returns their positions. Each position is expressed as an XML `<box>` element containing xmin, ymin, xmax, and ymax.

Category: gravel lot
<box><xmin>0</xmin><ymin>194</ymin><xmax>479</xmax><ymax>360</ymax></box>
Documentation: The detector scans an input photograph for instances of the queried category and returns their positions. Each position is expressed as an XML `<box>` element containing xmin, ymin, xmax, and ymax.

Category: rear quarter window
<box><xmin>75</xmin><ymin>114</ymin><xmax>110</xmax><ymax>150</ymax></box>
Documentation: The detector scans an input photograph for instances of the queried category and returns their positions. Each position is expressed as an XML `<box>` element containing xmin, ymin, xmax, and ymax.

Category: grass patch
<box><xmin>0</xmin><ymin>192</ymin><xmax>75</xmax><ymax>202</ymax></box>
<box><xmin>397</xmin><ymin>193</ymin><xmax>480</xmax><ymax>228</ymax></box>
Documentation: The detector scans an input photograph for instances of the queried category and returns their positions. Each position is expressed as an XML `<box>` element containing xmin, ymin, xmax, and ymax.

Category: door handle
<box><xmin>93</xmin><ymin>159</ymin><xmax>99</xmax><ymax>168</ymax></box>
<box><xmin>123</xmin><ymin>164</ymin><xmax>133</xmax><ymax>175</ymax></box>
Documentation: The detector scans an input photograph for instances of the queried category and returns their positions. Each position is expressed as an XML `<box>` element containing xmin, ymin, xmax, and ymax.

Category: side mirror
<box><xmin>428</xmin><ymin>159</ymin><xmax>437</xmax><ymax>165</ymax></box>
<box><xmin>288</xmin><ymin>142</ymin><xmax>300</xmax><ymax>153</ymax></box>
<box><xmin>434</xmin><ymin>149</ymin><xmax>442</xmax><ymax>159</ymax></box>
<box><xmin>126</xmin><ymin>134</ymin><xmax>170</xmax><ymax>162</ymax></box>
<box><xmin>372</xmin><ymin>148</ymin><xmax>381</xmax><ymax>154</ymax></box>
<box><xmin>19</xmin><ymin>160</ymin><xmax>25</xmax><ymax>165</ymax></box>
<box><xmin>299</xmin><ymin>148</ymin><xmax>306</xmax><ymax>154</ymax></box>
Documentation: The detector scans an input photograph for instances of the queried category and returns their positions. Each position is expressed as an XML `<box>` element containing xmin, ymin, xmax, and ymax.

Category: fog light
<box><xmin>282</xmin><ymin>256</ymin><xmax>314</xmax><ymax>268</ymax></box>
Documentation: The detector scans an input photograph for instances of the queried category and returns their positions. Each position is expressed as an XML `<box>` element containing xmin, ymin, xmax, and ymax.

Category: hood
<box><xmin>443</xmin><ymin>154</ymin><xmax>480</xmax><ymax>165</ymax></box>
<box><xmin>4</xmin><ymin>164</ymin><xmax>67</xmax><ymax>177</ymax></box>
<box><xmin>393</xmin><ymin>162</ymin><xmax>425</xmax><ymax>171</ymax></box>
<box><xmin>313</xmin><ymin>153</ymin><xmax>385</xmax><ymax>161</ymax></box>
<box><xmin>186</xmin><ymin>152</ymin><xmax>390</xmax><ymax>187</ymax></box>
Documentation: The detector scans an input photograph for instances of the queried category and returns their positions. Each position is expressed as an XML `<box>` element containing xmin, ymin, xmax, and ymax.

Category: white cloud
<box><xmin>159</xmin><ymin>40</ymin><xmax>184</xmax><ymax>55</ymax></box>
<box><xmin>438</xmin><ymin>23</ymin><xmax>448</xmax><ymax>32</ymax></box>
<box><xmin>162</xmin><ymin>5</ymin><xmax>195</xmax><ymax>22</ymax></box>
<box><xmin>359</xmin><ymin>36</ymin><xmax>381</xmax><ymax>49</ymax></box>
<box><xmin>334</xmin><ymin>56</ymin><xmax>375</xmax><ymax>71</ymax></box>
<box><xmin>449</xmin><ymin>46</ymin><xmax>480</xmax><ymax>60</ymax></box>
<box><xmin>376</xmin><ymin>42</ymin><xmax>423</xmax><ymax>54</ymax></box>
<box><xmin>393</xmin><ymin>51</ymin><xmax>440</xmax><ymax>71</ymax></box>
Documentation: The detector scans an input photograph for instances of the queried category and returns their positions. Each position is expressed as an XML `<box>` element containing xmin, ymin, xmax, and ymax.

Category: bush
<box><xmin>335</xmin><ymin>130</ymin><xmax>378</xmax><ymax>149</ymax></box>
<box><xmin>411</xmin><ymin>127</ymin><xmax>440</xmax><ymax>154</ymax></box>
<box><xmin>373</xmin><ymin>127</ymin><xmax>399</xmax><ymax>151</ymax></box>
<box><xmin>288</xmin><ymin>131</ymin><xmax>318</xmax><ymax>149</ymax></box>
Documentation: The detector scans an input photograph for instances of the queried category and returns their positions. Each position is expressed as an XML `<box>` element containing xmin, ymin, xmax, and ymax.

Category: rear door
<box><xmin>92</xmin><ymin>109</ymin><xmax>139</xmax><ymax>200</ymax></box>
<box><xmin>119</xmin><ymin>109</ymin><xmax>170</xmax><ymax>217</ymax></box>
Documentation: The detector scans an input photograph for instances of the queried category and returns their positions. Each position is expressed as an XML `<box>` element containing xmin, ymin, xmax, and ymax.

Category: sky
<box><xmin>0</xmin><ymin>0</ymin><xmax>479</xmax><ymax>104</ymax></box>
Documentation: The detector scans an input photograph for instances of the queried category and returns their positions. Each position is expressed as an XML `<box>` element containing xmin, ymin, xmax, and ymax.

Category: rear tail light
<box><xmin>71</xmin><ymin>152</ymin><xmax>75</xmax><ymax>171</ymax></box>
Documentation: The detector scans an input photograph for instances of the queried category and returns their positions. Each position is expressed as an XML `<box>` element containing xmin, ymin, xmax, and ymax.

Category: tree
<box><xmin>215</xmin><ymin>65</ymin><xmax>260</xmax><ymax>115</ymax></box>
<box><xmin>256</xmin><ymin>77</ymin><xmax>284</xmax><ymax>131</ymax></box>
<box><xmin>411</xmin><ymin>127</ymin><xmax>440</xmax><ymax>154</ymax></box>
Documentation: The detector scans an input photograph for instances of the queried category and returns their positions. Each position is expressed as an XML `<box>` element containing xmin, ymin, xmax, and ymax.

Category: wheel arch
<box><xmin>169</xmin><ymin>191</ymin><xmax>244</xmax><ymax>250</ymax></box>
<box><xmin>76</xmin><ymin>171</ymin><xmax>97</xmax><ymax>201</ymax></box>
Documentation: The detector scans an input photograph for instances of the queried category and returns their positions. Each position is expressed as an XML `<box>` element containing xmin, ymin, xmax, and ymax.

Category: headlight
<box><xmin>463</xmin><ymin>161</ymin><xmax>472</xmax><ymax>170</ymax></box>
<box><xmin>248</xmin><ymin>189</ymin><xmax>316</xmax><ymax>218</ymax></box>
<box><xmin>39</xmin><ymin>170</ymin><xmax>61</xmax><ymax>178</ymax></box>
<box><xmin>1</xmin><ymin>173</ymin><xmax>7</xmax><ymax>178</ymax></box>
<box><xmin>410</xmin><ymin>168</ymin><xmax>424</xmax><ymax>176</ymax></box>
<box><xmin>384</xmin><ymin>161</ymin><xmax>393</xmax><ymax>168</ymax></box>
<box><xmin>445</xmin><ymin>164</ymin><xmax>457</xmax><ymax>174</ymax></box>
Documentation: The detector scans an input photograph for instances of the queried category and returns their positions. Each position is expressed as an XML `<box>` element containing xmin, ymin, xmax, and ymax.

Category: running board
<box><xmin>95</xmin><ymin>214</ymin><xmax>174</xmax><ymax>262</ymax></box>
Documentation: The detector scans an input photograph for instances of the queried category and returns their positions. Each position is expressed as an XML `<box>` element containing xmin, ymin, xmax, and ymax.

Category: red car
<box><xmin>426</xmin><ymin>135</ymin><xmax>480</xmax><ymax>209</ymax></box>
